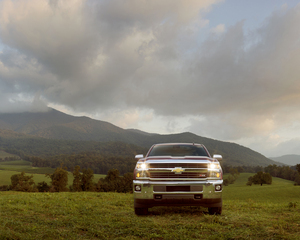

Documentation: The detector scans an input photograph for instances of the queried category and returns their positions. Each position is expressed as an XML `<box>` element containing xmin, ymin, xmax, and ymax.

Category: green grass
<box><xmin>0</xmin><ymin>173</ymin><xmax>300</xmax><ymax>239</ymax></box>
<box><xmin>0</xmin><ymin>150</ymin><xmax>20</xmax><ymax>159</ymax></box>
<box><xmin>0</xmin><ymin>160</ymin><xmax>106</xmax><ymax>186</ymax></box>
<box><xmin>0</xmin><ymin>160</ymin><xmax>54</xmax><ymax>174</ymax></box>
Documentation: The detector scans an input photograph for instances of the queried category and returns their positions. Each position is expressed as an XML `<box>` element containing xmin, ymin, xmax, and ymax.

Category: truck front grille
<box><xmin>148</xmin><ymin>163</ymin><xmax>207</xmax><ymax>168</ymax></box>
<box><xmin>149</xmin><ymin>172</ymin><xmax>207</xmax><ymax>179</ymax></box>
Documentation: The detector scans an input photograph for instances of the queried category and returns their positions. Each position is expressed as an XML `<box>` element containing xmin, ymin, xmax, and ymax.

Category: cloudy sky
<box><xmin>0</xmin><ymin>0</ymin><xmax>300</xmax><ymax>157</ymax></box>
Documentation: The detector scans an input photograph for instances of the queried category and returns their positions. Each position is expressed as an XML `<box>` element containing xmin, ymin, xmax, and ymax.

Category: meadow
<box><xmin>0</xmin><ymin>173</ymin><xmax>300</xmax><ymax>239</ymax></box>
<box><xmin>0</xmin><ymin>160</ymin><xmax>106</xmax><ymax>186</ymax></box>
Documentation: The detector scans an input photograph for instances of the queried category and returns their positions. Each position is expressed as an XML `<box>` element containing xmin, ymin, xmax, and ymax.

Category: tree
<box><xmin>37</xmin><ymin>181</ymin><xmax>50</xmax><ymax>192</ymax></box>
<box><xmin>121</xmin><ymin>172</ymin><xmax>133</xmax><ymax>193</ymax></box>
<box><xmin>10</xmin><ymin>172</ymin><xmax>37</xmax><ymax>192</ymax></box>
<box><xmin>296</xmin><ymin>164</ymin><xmax>300</xmax><ymax>175</ymax></box>
<box><xmin>81</xmin><ymin>168</ymin><xmax>94</xmax><ymax>191</ymax></box>
<box><xmin>223</xmin><ymin>168</ymin><xmax>240</xmax><ymax>186</ymax></box>
<box><xmin>247</xmin><ymin>171</ymin><xmax>272</xmax><ymax>186</ymax></box>
<box><xmin>97</xmin><ymin>169</ymin><xmax>133</xmax><ymax>193</ymax></box>
<box><xmin>47</xmin><ymin>165</ymin><xmax>68</xmax><ymax>192</ymax></box>
<box><xmin>72</xmin><ymin>165</ymin><xmax>82</xmax><ymax>192</ymax></box>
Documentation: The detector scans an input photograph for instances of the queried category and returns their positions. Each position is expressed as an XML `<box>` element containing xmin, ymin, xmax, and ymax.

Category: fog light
<box><xmin>215</xmin><ymin>185</ymin><xmax>222</xmax><ymax>191</ymax></box>
<box><xmin>135</xmin><ymin>185</ymin><xmax>141</xmax><ymax>191</ymax></box>
<box><xmin>154</xmin><ymin>195</ymin><xmax>162</xmax><ymax>199</ymax></box>
<box><xmin>194</xmin><ymin>194</ymin><xmax>202</xmax><ymax>199</ymax></box>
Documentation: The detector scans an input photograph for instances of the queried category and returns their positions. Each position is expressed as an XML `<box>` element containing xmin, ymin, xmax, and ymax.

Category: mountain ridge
<box><xmin>0</xmin><ymin>108</ymin><xmax>280</xmax><ymax>167</ymax></box>
<box><xmin>270</xmin><ymin>154</ymin><xmax>300</xmax><ymax>166</ymax></box>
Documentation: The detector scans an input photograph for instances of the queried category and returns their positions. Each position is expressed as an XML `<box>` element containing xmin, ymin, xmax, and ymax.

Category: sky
<box><xmin>0</xmin><ymin>0</ymin><xmax>300</xmax><ymax>157</ymax></box>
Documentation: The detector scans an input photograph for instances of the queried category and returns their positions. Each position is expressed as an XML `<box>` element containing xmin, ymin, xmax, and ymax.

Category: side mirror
<box><xmin>135</xmin><ymin>154</ymin><xmax>144</xmax><ymax>159</ymax></box>
<box><xmin>213</xmin><ymin>154</ymin><xmax>222</xmax><ymax>160</ymax></box>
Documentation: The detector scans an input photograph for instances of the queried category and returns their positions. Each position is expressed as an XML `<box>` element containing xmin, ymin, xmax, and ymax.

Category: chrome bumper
<box><xmin>133</xmin><ymin>180</ymin><xmax>223</xmax><ymax>208</ymax></box>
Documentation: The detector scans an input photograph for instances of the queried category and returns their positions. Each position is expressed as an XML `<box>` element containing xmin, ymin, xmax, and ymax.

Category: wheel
<box><xmin>134</xmin><ymin>207</ymin><xmax>148</xmax><ymax>215</ymax></box>
<box><xmin>208</xmin><ymin>207</ymin><xmax>222</xmax><ymax>215</ymax></box>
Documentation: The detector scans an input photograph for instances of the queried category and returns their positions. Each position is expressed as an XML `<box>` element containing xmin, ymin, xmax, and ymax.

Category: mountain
<box><xmin>0</xmin><ymin>108</ymin><xmax>279</xmax><ymax>167</ymax></box>
<box><xmin>0</xmin><ymin>108</ymin><xmax>127</xmax><ymax>141</ymax></box>
<box><xmin>270</xmin><ymin>155</ymin><xmax>300</xmax><ymax>166</ymax></box>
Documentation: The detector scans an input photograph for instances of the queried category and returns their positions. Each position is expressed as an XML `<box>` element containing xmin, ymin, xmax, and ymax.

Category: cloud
<box><xmin>0</xmin><ymin>0</ymin><xmax>300</xmax><ymax>150</ymax></box>
<box><xmin>0</xmin><ymin>92</ymin><xmax>48</xmax><ymax>113</ymax></box>
<box><xmin>210</xmin><ymin>24</ymin><xmax>226</xmax><ymax>34</ymax></box>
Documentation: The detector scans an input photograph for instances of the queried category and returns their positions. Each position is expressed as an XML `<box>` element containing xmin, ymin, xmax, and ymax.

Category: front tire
<box><xmin>134</xmin><ymin>207</ymin><xmax>148</xmax><ymax>215</ymax></box>
<box><xmin>208</xmin><ymin>207</ymin><xmax>222</xmax><ymax>215</ymax></box>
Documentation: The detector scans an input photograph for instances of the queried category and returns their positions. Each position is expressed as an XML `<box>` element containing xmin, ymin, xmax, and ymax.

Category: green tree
<box><xmin>121</xmin><ymin>172</ymin><xmax>133</xmax><ymax>193</ymax></box>
<box><xmin>10</xmin><ymin>172</ymin><xmax>37</xmax><ymax>192</ymax></box>
<box><xmin>98</xmin><ymin>169</ymin><xmax>121</xmax><ymax>192</ymax></box>
<box><xmin>97</xmin><ymin>169</ymin><xmax>133</xmax><ymax>193</ymax></box>
<box><xmin>72</xmin><ymin>165</ymin><xmax>82</xmax><ymax>192</ymax></box>
<box><xmin>296</xmin><ymin>164</ymin><xmax>300</xmax><ymax>175</ymax></box>
<box><xmin>47</xmin><ymin>165</ymin><xmax>68</xmax><ymax>192</ymax></box>
<box><xmin>248</xmin><ymin>171</ymin><xmax>272</xmax><ymax>186</ymax></box>
<box><xmin>37</xmin><ymin>181</ymin><xmax>50</xmax><ymax>192</ymax></box>
<box><xmin>294</xmin><ymin>172</ymin><xmax>300</xmax><ymax>185</ymax></box>
<box><xmin>81</xmin><ymin>168</ymin><xmax>94</xmax><ymax>191</ymax></box>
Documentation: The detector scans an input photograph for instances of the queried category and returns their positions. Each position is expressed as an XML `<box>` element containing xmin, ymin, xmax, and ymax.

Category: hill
<box><xmin>0</xmin><ymin>108</ymin><xmax>278</xmax><ymax>167</ymax></box>
<box><xmin>270</xmin><ymin>154</ymin><xmax>300</xmax><ymax>166</ymax></box>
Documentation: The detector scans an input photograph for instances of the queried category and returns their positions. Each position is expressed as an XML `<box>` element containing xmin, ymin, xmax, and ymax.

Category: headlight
<box><xmin>136</xmin><ymin>162</ymin><xmax>147</xmax><ymax>169</ymax></box>
<box><xmin>134</xmin><ymin>162</ymin><xmax>149</xmax><ymax>180</ymax></box>
<box><xmin>208</xmin><ymin>162</ymin><xmax>222</xmax><ymax>179</ymax></box>
<box><xmin>209</xmin><ymin>163</ymin><xmax>220</xmax><ymax>170</ymax></box>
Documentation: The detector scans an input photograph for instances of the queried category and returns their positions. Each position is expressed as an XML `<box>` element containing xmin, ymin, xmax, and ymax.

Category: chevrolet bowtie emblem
<box><xmin>172</xmin><ymin>167</ymin><xmax>185</xmax><ymax>174</ymax></box>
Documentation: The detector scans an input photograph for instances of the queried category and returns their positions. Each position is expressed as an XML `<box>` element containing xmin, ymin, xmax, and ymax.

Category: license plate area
<box><xmin>166</xmin><ymin>186</ymin><xmax>190</xmax><ymax>192</ymax></box>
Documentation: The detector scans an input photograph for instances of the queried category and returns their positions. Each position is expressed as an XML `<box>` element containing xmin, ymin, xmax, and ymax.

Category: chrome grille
<box><xmin>149</xmin><ymin>172</ymin><xmax>207</xmax><ymax>179</ymax></box>
<box><xmin>148</xmin><ymin>163</ymin><xmax>207</xmax><ymax>168</ymax></box>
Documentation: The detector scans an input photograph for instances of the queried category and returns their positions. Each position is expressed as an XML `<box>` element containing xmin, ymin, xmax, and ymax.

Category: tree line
<box><xmin>0</xmin><ymin>165</ymin><xmax>133</xmax><ymax>193</ymax></box>
<box><xmin>223</xmin><ymin>164</ymin><xmax>300</xmax><ymax>185</ymax></box>
<box><xmin>28</xmin><ymin>153</ymin><xmax>137</xmax><ymax>175</ymax></box>
<box><xmin>0</xmin><ymin>156</ymin><xmax>20</xmax><ymax>162</ymax></box>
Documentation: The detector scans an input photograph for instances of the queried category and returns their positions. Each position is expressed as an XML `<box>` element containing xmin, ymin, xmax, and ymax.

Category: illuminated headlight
<box><xmin>215</xmin><ymin>185</ymin><xmax>222</xmax><ymax>191</ymax></box>
<box><xmin>209</xmin><ymin>163</ymin><xmax>220</xmax><ymax>170</ymax></box>
<box><xmin>136</xmin><ymin>163</ymin><xmax>147</xmax><ymax>170</ymax></box>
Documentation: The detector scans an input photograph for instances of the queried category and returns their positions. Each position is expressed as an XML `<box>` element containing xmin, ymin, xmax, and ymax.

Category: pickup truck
<box><xmin>133</xmin><ymin>143</ymin><xmax>223</xmax><ymax>215</ymax></box>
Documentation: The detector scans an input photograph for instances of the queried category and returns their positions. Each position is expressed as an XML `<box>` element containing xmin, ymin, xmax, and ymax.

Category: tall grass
<box><xmin>0</xmin><ymin>173</ymin><xmax>300</xmax><ymax>239</ymax></box>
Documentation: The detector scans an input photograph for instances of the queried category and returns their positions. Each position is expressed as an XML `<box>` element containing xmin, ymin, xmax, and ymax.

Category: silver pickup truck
<box><xmin>133</xmin><ymin>143</ymin><xmax>223</xmax><ymax>215</ymax></box>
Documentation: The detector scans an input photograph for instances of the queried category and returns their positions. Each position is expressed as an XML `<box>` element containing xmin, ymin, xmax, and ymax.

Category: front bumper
<box><xmin>133</xmin><ymin>180</ymin><xmax>223</xmax><ymax>208</ymax></box>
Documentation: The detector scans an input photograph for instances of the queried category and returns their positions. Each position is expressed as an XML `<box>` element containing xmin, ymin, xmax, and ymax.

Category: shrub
<box><xmin>0</xmin><ymin>185</ymin><xmax>10</xmax><ymax>191</ymax></box>
<box><xmin>10</xmin><ymin>172</ymin><xmax>38</xmax><ymax>192</ymax></box>
<box><xmin>37</xmin><ymin>181</ymin><xmax>50</xmax><ymax>192</ymax></box>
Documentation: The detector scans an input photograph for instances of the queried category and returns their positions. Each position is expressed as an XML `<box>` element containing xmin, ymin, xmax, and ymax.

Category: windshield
<box><xmin>148</xmin><ymin>144</ymin><xmax>209</xmax><ymax>157</ymax></box>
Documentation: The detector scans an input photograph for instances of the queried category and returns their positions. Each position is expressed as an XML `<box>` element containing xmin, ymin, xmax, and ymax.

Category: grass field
<box><xmin>0</xmin><ymin>160</ymin><xmax>106</xmax><ymax>186</ymax></box>
<box><xmin>0</xmin><ymin>173</ymin><xmax>300</xmax><ymax>239</ymax></box>
<box><xmin>0</xmin><ymin>150</ymin><xmax>20</xmax><ymax>159</ymax></box>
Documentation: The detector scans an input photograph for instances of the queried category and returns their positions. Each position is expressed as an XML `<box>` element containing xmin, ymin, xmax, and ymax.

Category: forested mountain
<box><xmin>0</xmin><ymin>108</ymin><xmax>279</xmax><ymax>167</ymax></box>
<box><xmin>0</xmin><ymin>109</ymin><xmax>130</xmax><ymax>141</ymax></box>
